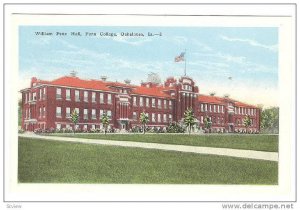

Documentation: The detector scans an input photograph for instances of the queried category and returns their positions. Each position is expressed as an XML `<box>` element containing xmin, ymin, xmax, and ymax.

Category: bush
<box><xmin>166</xmin><ymin>122</ymin><xmax>185</xmax><ymax>133</ymax></box>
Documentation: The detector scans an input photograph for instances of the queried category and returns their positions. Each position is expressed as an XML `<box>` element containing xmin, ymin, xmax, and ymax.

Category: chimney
<box><xmin>100</xmin><ymin>76</ymin><xmax>107</xmax><ymax>81</ymax></box>
<box><xmin>209</xmin><ymin>92</ymin><xmax>216</xmax><ymax>96</ymax></box>
<box><xmin>124</xmin><ymin>79</ymin><xmax>131</xmax><ymax>85</ymax></box>
<box><xmin>70</xmin><ymin>70</ymin><xmax>77</xmax><ymax>77</ymax></box>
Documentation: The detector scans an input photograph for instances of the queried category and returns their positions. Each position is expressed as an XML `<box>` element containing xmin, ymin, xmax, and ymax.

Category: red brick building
<box><xmin>20</xmin><ymin>74</ymin><xmax>260</xmax><ymax>133</ymax></box>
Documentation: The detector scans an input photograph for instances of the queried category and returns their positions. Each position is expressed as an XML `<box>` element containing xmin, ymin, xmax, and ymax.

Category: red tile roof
<box><xmin>50</xmin><ymin>76</ymin><xmax>111</xmax><ymax>91</ymax></box>
<box><xmin>235</xmin><ymin>101</ymin><xmax>257</xmax><ymax>108</ymax></box>
<box><xmin>198</xmin><ymin>94</ymin><xmax>225</xmax><ymax>105</ymax></box>
<box><xmin>198</xmin><ymin>94</ymin><xmax>257</xmax><ymax>108</ymax></box>
<box><xmin>36</xmin><ymin>76</ymin><xmax>173</xmax><ymax>98</ymax></box>
<box><xmin>132</xmin><ymin>86</ymin><xmax>173</xmax><ymax>98</ymax></box>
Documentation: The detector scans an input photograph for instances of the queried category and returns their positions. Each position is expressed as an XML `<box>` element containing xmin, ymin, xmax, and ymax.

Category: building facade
<box><xmin>20</xmin><ymin>74</ymin><xmax>261</xmax><ymax>133</ymax></box>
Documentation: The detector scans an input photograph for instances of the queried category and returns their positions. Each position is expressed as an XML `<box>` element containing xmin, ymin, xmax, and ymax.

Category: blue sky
<box><xmin>19</xmin><ymin>26</ymin><xmax>278</xmax><ymax>107</ymax></box>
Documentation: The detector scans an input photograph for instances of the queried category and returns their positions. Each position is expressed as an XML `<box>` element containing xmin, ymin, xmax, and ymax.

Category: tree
<box><xmin>71</xmin><ymin>109</ymin><xmax>79</xmax><ymax>134</ymax></box>
<box><xmin>183</xmin><ymin>108</ymin><xmax>196</xmax><ymax>135</ymax></box>
<box><xmin>243</xmin><ymin>115</ymin><xmax>251</xmax><ymax>132</ymax></box>
<box><xmin>203</xmin><ymin>116</ymin><xmax>212</xmax><ymax>132</ymax></box>
<box><xmin>260</xmin><ymin>107</ymin><xmax>279</xmax><ymax>134</ymax></box>
<box><xmin>18</xmin><ymin>99</ymin><xmax>22</xmax><ymax>127</ymax></box>
<box><xmin>139</xmin><ymin>112</ymin><xmax>149</xmax><ymax>134</ymax></box>
<box><xmin>101</xmin><ymin>112</ymin><xmax>110</xmax><ymax>135</ymax></box>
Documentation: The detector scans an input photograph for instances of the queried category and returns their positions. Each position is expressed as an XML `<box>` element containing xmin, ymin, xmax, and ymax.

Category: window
<box><xmin>56</xmin><ymin>88</ymin><xmax>62</xmax><ymax>99</ymax></box>
<box><xmin>107</xmin><ymin>94</ymin><xmax>112</xmax><ymax>104</ymax></box>
<box><xmin>83</xmin><ymin>125</ymin><xmax>88</xmax><ymax>130</ymax></box>
<box><xmin>157</xmin><ymin>114</ymin><xmax>161</xmax><ymax>122</ymax></box>
<box><xmin>39</xmin><ymin>89</ymin><xmax>42</xmax><ymax>100</ymax></box>
<box><xmin>100</xmin><ymin>109</ymin><xmax>104</xmax><ymax>117</ymax></box>
<box><xmin>43</xmin><ymin>107</ymin><xmax>46</xmax><ymax>118</ymax></box>
<box><xmin>25</xmin><ymin>93</ymin><xmax>28</xmax><ymax>103</ymax></box>
<box><xmin>107</xmin><ymin>110</ymin><xmax>112</xmax><ymax>118</ymax></box>
<box><xmin>213</xmin><ymin>105</ymin><xmax>216</xmax><ymax>113</ymax></box>
<box><xmin>209</xmin><ymin>105</ymin><xmax>212</xmax><ymax>112</ymax></box>
<box><xmin>56</xmin><ymin>124</ymin><xmax>61</xmax><ymax>130</ymax></box>
<box><xmin>84</xmin><ymin>91</ymin><xmax>88</xmax><ymax>102</ymax></box>
<box><xmin>158</xmin><ymin>99</ymin><xmax>162</xmax><ymax>108</ymax></box>
<box><xmin>91</xmin><ymin>92</ymin><xmax>96</xmax><ymax>102</ymax></box>
<box><xmin>163</xmin><ymin>114</ymin><xmax>167</xmax><ymax>122</ymax></box>
<box><xmin>152</xmin><ymin>98</ymin><xmax>156</xmax><ymax>108</ymax></box>
<box><xmin>66</xmin><ymin>89</ymin><xmax>71</xmax><ymax>100</ymax></box>
<box><xmin>91</xmin><ymin>124</ymin><xmax>96</xmax><ymax>130</ymax></box>
<box><xmin>200</xmin><ymin>116</ymin><xmax>204</xmax><ymax>123</ymax></box>
<box><xmin>152</xmin><ymin>113</ymin><xmax>156</xmax><ymax>122</ymax></box>
<box><xmin>133</xmin><ymin>97</ymin><xmax>137</xmax><ymax>106</ymax></box>
<box><xmin>75</xmin><ymin>90</ymin><xmax>80</xmax><ymax>101</ymax></box>
<box><xmin>200</xmin><ymin>104</ymin><xmax>204</xmax><ymax>112</ymax></box>
<box><xmin>39</xmin><ymin>107</ymin><xmax>42</xmax><ymax>118</ymax></box>
<box><xmin>43</xmin><ymin>87</ymin><xmax>46</xmax><ymax>99</ymax></box>
<box><xmin>84</xmin><ymin>109</ymin><xmax>88</xmax><ymax>119</ymax></box>
<box><xmin>66</xmin><ymin>107</ymin><xmax>71</xmax><ymax>118</ymax></box>
<box><xmin>217</xmin><ymin>105</ymin><xmax>220</xmax><ymax>113</ymax></box>
<box><xmin>168</xmin><ymin>114</ymin><xmax>172</xmax><ymax>122</ymax></box>
<box><xmin>32</xmin><ymin>92</ymin><xmax>37</xmax><ymax>101</ymax></box>
<box><xmin>139</xmin><ymin>97</ymin><xmax>144</xmax><ymax>107</ymax></box>
<box><xmin>164</xmin><ymin>100</ymin><xmax>167</xmax><ymax>109</ymax></box>
<box><xmin>146</xmin><ymin>98</ymin><xmax>149</xmax><ymax>107</ymax></box>
<box><xmin>169</xmin><ymin>101</ymin><xmax>172</xmax><ymax>109</ymax></box>
<box><xmin>92</xmin><ymin>109</ymin><xmax>96</xmax><ymax>119</ymax></box>
<box><xmin>254</xmin><ymin>109</ymin><xmax>256</xmax><ymax>116</ymax></box>
<box><xmin>100</xmin><ymin>93</ymin><xmax>104</xmax><ymax>103</ymax></box>
<box><xmin>75</xmin><ymin>108</ymin><xmax>79</xmax><ymax>117</ymax></box>
<box><xmin>205</xmin><ymin>104</ymin><xmax>208</xmax><ymax>112</ymax></box>
<box><xmin>56</xmin><ymin>107</ymin><xmax>62</xmax><ymax>118</ymax></box>
<box><xmin>133</xmin><ymin>112</ymin><xmax>137</xmax><ymax>120</ymax></box>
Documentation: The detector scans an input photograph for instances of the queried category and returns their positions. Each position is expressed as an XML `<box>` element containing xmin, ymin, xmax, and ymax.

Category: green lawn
<box><xmin>49</xmin><ymin>133</ymin><xmax>278</xmax><ymax>152</ymax></box>
<box><xmin>18</xmin><ymin>137</ymin><xmax>278</xmax><ymax>184</ymax></box>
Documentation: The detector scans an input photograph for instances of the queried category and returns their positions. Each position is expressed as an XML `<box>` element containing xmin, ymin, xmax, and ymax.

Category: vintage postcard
<box><xmin>3</xmin><ymin>3</ymin><xmax>296</xmax><ymax>204</ymax></box>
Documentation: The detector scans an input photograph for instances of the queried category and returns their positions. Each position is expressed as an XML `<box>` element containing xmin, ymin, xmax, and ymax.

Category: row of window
<box><xmin>200</xmin><ymin>116</ymin><xmax>225</xmax><ymax>125</ymax></box>
<box><xmin>200</xmin><ymin>104</ymin><xmax>225</xmax><ymax>113</ymax></box>
<box><xmin>24</xmin><ymin>106</ymin><xmax>46</xmax><ymax>119</ymax></box>
<box><xmin>56</xmin><ymin>88</ymin><xmax>113</xmax><ymax>104</ymax></box>
<box><xmin>56</xmin><ymin>107</ymin><xmax>112</xmax><ymax>120</ymax></box>
<box><xmin>234</xmin><ymin>107</ymin><xmax>257</xmax><ymax>116</ymax></box>
<box><xmin>235</xmin><ymin>118</ymin><xmax>255</xmax><ymax>126</ymax></box>
<box><xmin>132</xmin><ymin>96</ymin><xmax>172</xmax><ymax>109</ymax></box>
<box><xmin>132</xmin><ymin>112</ymin><xmax>172</xmax><ymax>123</ymax></box>
<box><xmin>182</xmin><ymin>84</ymin><xmax>192</xmax><ymax>91</ymax></box>
<box><xmin>56</xmin><ymin>124</ymin><xmax>112</xmax><ymax>130</ymax></box>
<box><xmin>24</xmin><ymin>87</ymin><xmax>47</xmax><ymax>103</ymax></box>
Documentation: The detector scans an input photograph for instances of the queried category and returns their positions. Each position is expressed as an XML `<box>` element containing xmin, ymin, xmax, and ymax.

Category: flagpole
<box><xmin>184</xmin><ymin>49</ymin><xmax>187</xmax><ymax>76</ymax></box>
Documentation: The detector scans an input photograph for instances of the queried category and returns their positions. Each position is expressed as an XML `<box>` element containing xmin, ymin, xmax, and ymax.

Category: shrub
<box><xmin>166</xmin><ymin>122</ymin><xmax>185</xmax><ymax>133</ymax></box>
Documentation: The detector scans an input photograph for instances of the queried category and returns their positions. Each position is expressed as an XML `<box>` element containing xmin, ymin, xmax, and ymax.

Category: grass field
<box><xmin>49</xmin><ymin>133</ymin><xmax>278</xmax><ymax>152</ymax></box>
<box><xmin>18</xmin><ymin>137</ymin><xmax>278</xmax><ymax>184</ymax></box>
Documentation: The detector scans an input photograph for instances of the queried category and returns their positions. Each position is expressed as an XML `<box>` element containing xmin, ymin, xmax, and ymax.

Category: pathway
<box><xmin>19</xmin><ymin>133</ymin><xmax>278</xmax><ymax>162</ymax></box>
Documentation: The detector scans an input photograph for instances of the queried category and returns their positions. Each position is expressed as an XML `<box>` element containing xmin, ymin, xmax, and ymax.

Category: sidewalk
<box><xmin>19</xmin><ymin>133</ymin><xmax>278</xmax><ymax>162</ymax></box>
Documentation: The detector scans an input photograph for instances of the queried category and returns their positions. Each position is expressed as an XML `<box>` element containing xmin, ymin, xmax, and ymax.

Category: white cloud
<box><xmin>220</xmin><ymin>35</ymin><xmax>278</xmax><ymax>52</ymax></box>
<box><xmin>192</xmin><ymin>39</ymin><xmax>213</xmax><ymax>52</ymax></box>
<box><xmin>171</xmin><ymin>36</ymin><xmax>188</xmax><ymax>45</ymax></box>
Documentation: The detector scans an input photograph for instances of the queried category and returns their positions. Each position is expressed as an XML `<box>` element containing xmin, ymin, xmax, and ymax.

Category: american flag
<box><xmin>175</xmin><ymin>52</ymin><xmax>185</xmax><ymax>62</ymax></box>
